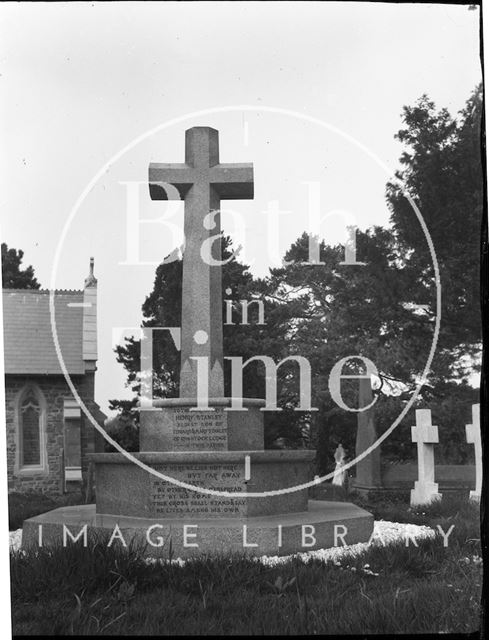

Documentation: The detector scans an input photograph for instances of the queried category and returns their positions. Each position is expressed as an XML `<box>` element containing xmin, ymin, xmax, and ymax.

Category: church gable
<box><xmin>3</xmin><ymin>259</ymin><xmax>104</xmax><ymax>495</ymax></box>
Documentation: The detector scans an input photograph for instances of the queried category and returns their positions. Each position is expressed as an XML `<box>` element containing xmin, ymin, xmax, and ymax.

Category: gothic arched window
<box><xmin>16</xmin><ymin>384</ymin><xmax>47</xmax><ymax>472</ymax></box>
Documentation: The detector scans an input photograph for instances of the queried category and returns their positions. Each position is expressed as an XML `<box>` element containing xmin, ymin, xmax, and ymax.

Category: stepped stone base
<box><xmin>90</xmin><ymin>451</ymin><xmax>315</xmax><ymax>519</ymax></box>
<box><xmin>21</xmin><ymin>501</ymin><xmax>374</xmax><ymax>558</ymax></box>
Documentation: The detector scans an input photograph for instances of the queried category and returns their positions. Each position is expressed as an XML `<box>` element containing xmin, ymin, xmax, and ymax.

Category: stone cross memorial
<box><xmin>21</xmin><ymin>126</ymin><xmax>373</xmax><ymax>557</ymax></box>
<box><xmin>411</xmin><ymin>408</ymin><xmax>442</xmax><ymax>506</ymax></box>
<box><xmin>466</xmin><ymin>403</ymin><xmax>481</xmax><ymax>502</ymax></box>
<box><xmin>149</xmin><ymin>127</ymin><xmax>253</xmax><ymax>399</ymax></box>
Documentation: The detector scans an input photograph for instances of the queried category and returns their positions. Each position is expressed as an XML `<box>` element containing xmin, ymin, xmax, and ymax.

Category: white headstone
<box><xmin>410</xmin><ymin>409</ymin><xmax>442</xmax><ymax>506</ymax></box>
<box><xmin>466</xmin><ymin>404</ymin><xmax>481</xmax><ymax>502</ymax></box>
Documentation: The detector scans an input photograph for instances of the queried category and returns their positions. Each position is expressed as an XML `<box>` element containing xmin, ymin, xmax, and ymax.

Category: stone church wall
<box><xmin>5</xmin><ymin>373</ymin><xmax>99</xmax><ymax>494</ymax></box>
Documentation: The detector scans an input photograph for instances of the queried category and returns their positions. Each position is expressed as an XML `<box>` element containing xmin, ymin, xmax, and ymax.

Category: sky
<box><xmin>0</xmin><ymin>1</ymin><xmax>482</xmax><ymax>413</ymax></box>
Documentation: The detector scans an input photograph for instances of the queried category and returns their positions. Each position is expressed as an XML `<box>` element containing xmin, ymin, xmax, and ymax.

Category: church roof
<box><xmin>2</xmin><ymin>289</ymin><xmax>91</xmax><ymax>375</ymax></box>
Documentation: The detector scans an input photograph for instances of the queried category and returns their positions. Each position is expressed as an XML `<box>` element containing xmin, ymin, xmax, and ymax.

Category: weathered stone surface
<box><xmin>149</xmin><ymin>127</ymin><xmax>253</xmax><ymax>399</ymax></box>
<box><xmin>22</xmin><ymin>500</ymin><xmax>374</xmax><ymax>558</ymax></box>
<box><xmin>90</xmin><ymin>450</ymin><xmax>314</xmax><ymax>519</ymax></box>
<box><xmin>139</xmin><ymin>397</ymin><xmax>265</xmax><ymax>452</ymax></box>
<box><xmin>141</xmin><ymin>407</ymin><xmax>229</xmax><ymax>452</ymax></box>
<box><xmin>5</xmin><ymin>374</ymin><xmax>99</xmax><ymax>493</ymax></box>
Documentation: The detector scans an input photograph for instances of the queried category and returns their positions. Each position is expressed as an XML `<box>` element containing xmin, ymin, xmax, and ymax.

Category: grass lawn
<box><xmin>9</xmin><ymin>493</ymin><xmax>482</xmax><ymax>635</ymax></box>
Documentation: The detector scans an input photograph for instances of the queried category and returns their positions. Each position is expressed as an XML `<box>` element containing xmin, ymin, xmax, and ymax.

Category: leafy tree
<box><xmin>1</xmin><ymin>243</ymin><xmax>40</xmax><ymax>289</ymax></box>
<box><xmin>264</xmin><ymin>80</ymin><xmax>484</xmax><ymax>468</ymax></box>
<box><xmin>264</xmin><ymin>228</ymin><xmax>427</xmax><ymax>471</ymax></box>
<box><xmin>386</xmin><ymin>84</ymin><xmax>483</xmax><ymax>382</ymax></box>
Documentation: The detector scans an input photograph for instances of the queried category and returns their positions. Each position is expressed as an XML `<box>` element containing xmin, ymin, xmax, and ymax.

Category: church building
<box><xmin>3</xmin><ymin>259</ymin><xmax>105</xmax><ymax>494</ymax></box>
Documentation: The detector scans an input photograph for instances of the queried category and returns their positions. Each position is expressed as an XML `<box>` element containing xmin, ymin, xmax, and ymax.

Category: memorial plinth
<box><xmin>140</xmin><ymin>397</ymin><xmax>266</xmax><ymax>452</ymax></box>
<box><xmin>22</xmin><ymin>126</ymin><xmax>373</xmax><ymax>556</ymax></box>
<box><xmin>92</xmin><ymin>450</ymin><xmax>313</xmax><ymax>519</ymax></box>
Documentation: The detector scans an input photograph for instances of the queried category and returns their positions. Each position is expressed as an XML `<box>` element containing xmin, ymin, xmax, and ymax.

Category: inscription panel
<box><xmin>150</xmin><ymin>463</ymin><xmax>246</xmax><ymax>517</ymax></box>
<box><xmin>172</xmin><ymin>408</ymin><xmax>228</xmax><ymax>451</ymax></box>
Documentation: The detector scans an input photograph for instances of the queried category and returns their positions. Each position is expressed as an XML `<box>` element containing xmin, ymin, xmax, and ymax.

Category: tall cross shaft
<box><xmin>149</xmin><ymin>127</ymin><xmax>254</xmax><ymax>399</ymax></box>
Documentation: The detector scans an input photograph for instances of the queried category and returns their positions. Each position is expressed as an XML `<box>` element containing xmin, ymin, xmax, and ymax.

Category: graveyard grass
<box><xmin>10</xmin><ymin>494</ymin><xmax>482</xmax><ymax>635</ymax></box>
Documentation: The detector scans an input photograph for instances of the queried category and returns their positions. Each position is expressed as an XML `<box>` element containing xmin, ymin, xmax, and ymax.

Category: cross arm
<box><xmin>411</xmin><ymin>425</ymin><xmax>439</xmax><ymax>443</ymax></box>
<box><xmin>210</xmin><ymin>163</ymin><xmax>254</xmax><ymax>200</ymax></box>
<box><xmin>149</xmin><ymin>163</ymin><xmax>195</xmax><ymax>200</ymax></box>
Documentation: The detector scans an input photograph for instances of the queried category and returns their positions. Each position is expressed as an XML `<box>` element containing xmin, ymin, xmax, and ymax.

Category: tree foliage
<box><xmin>1</xmin><ymin>243</ymin><xmax>40</xmax><ymax>289</ymax></box>
<box><xmin>386</xmin><ymin>84</ymin><xmax>483</xmax><ymax>381</ymax></box>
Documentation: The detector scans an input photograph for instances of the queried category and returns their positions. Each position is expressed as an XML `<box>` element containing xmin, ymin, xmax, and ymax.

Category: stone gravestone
<box><xmin>22</xmin><ymin>127</ymin><xmax>373</xmax><ymax>556</ymax></box>
<box><xmin>352</xmin><ymin>376</ymin><xmax>382</xmax><ymax>495</ymax></box>
<box><xmin>410</xmin><ymin>408</ymin><xmax>442</xmax><ymax>506</ymax></box>
<box><xmin>466</xmin><ymin>403</ymin><xmax>481</xmax><ymax>502</ymax></box>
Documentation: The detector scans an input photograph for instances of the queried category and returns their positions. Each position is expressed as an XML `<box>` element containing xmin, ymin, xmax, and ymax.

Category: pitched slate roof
<box><xmin>2</xmin><ymin>289</ymin><xmax>91</xmax><ymax>375</ymax></box>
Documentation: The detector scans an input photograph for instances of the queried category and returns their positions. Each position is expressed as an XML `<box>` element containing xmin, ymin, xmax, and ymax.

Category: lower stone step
<box><xmin>21</xmin><ymin>500</ymin><xmax>374</xmax><ymax>558</ymax></box>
